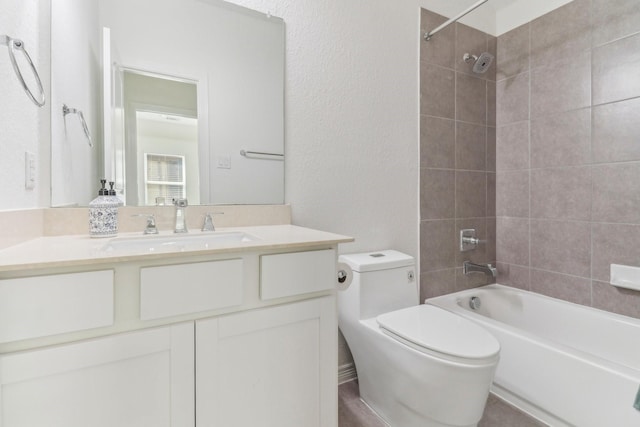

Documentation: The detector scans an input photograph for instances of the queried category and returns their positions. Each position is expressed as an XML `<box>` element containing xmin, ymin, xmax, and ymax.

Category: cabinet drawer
<box><xmin>0</xmin><ymin>270</ymin><xmax>114</xmax><ymax>344</ymax></box>
<box><xmin>140</xmin><ymin>259</ymin><xmax>243</xmax><ymax>320</ymax></box>
<box><xmin>260</xmin><ymin>249</ymin><xmax>335</xmax><ymax>300</ymax></box>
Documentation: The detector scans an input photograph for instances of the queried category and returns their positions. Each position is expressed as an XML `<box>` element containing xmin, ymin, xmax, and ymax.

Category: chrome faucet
<box><xmin>201</xmin><ymin>212</ymin><xmax>224</xmax><ymax>232</ymax></box>
<box><xmin>463</xmin><ymin>261</ymin><xmax>497</xmax><ymax>278</ymax></box>
<box><xmin>133</xmin><ymin>214</ymin><xmax>158</xmax><ymax>235</ymax></box>
<box><xmin>173</xmin><ymin>198</ymin><xmax>188</xmax><ymax>233</ymax></box>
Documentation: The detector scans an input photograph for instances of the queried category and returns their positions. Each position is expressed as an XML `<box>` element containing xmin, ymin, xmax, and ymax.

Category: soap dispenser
<box><xmin>89</xmin><ymin>179</ymin><xmax>119</xmax><ymax>238</ymax></box>
<box><xmin>108</xmin><ymin>181</ymin><xmax>124</xmax><ymax>206</ymax></box>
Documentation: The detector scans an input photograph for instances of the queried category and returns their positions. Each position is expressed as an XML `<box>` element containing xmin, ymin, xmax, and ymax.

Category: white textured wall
<box><xmin>0</xmin><ymin>0</ymin><xmax>50</xmax><ymax>210</ymax></box>
<box><xmin>228</xmin><ymin>0</ymin><xmax>422</xmax><ymax>257</ymax></box>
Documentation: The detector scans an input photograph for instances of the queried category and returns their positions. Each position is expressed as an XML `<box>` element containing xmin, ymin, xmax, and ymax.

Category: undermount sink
<box><xmin>101</xmin><ymin>231</ymin><xmax>259</xmax><ymax>253</ymax></box>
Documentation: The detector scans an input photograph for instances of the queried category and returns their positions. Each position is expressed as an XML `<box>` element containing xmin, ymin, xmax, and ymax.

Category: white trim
<box><xmin>492</xmin><ymin>384</ymin><xmax>561</xmax><ymax>427</ymax></box>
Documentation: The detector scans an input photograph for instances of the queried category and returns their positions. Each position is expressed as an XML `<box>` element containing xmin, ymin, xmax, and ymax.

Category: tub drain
<box><xmin>469</xmin><ymin>296</ymin><xmax>481</xmax><ymax>310</ymax></box>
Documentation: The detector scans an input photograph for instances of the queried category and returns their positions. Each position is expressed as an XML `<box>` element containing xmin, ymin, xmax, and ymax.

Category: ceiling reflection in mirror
<box><xmin>51</xmin><ymin>0</ymin><xmax>285</xmax><ymax>207</ymax></box>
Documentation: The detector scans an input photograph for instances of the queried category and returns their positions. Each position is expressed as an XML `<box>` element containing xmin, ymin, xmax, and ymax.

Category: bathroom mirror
<box><xmin>51</xmin><ymin>0</ymin><xmax>284</xmax><ymax>207</ymax></box>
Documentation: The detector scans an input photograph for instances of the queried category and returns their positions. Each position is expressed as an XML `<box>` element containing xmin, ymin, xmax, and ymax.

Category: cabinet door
<box><xmin>196</xmin><ymin>297</ymin><xmax>337</xmax><ymax>427</ymax></box>
<box><xmin>0</xmin><ymin>323</ymin><xmax>194</xmax><ymax>427</ymax></box>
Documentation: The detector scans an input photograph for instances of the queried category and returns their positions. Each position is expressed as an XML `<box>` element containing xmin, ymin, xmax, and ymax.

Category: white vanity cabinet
<box><xmin>196</xmin><ymin>296</ymin><xmax>337</xmax><ymax>427</ymax></box>
<box><xmin>0</xmin><ymin>322</ymin><xmax>195</xmax><ymax>427</ymax></box>
<box><xmin>0</xmin><ymin>226</ymin><xmax>351</xmax><ymax>427</ymax></box>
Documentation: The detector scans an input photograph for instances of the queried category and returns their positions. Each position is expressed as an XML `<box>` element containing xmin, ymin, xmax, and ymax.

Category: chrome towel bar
<box><xmin>240</xmin><ymin>149</ymin><xmax>284</xmax><ymax>160</ymax></box>
<box><xmin>1</xmin><ymin>34</ymin><xmax>45</xmax><ymax>107</ymax></box>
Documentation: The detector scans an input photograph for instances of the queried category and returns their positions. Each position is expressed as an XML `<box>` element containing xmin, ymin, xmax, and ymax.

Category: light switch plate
<box><xmin>216</xmin><ymin>155</ymin><xmax>231</xmax><ymax>169</ymax></box>
<box><xmin>25</xmin><ymin>151</ymin><xmax>36</xmax><ymax>189</ymax></box>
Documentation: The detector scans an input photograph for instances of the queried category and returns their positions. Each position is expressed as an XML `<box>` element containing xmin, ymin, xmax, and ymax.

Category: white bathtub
<box><xmin>426</xmin><ymin>284</ymin><xmax>640</xmax><ymax>427</ymax></box>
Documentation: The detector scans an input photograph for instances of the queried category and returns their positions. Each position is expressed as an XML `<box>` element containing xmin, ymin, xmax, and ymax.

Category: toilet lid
<box><xmin>376</xmin><ymin>305</ymin><xmax>500</xmax><ymax>360</ymax></box>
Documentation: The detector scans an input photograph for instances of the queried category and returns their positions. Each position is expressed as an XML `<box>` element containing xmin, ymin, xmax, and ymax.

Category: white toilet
<box><xmin>338</xmin><ymin>250</ymin><xmax>500</xmax><ymax>427</ymax></box>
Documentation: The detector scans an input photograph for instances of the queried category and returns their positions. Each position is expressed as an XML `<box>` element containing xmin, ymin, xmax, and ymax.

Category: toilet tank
<box><xmin>339</xmin><ymin>250</ymin><xmax>417</xmax><ymax>320</ymax></box>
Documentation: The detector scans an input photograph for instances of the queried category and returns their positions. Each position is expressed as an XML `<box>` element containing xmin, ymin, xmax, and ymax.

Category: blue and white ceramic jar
<box><xmin>89</xmin><ymin>180</ymin><xmax>119</xmax><ymax>238</ymax></box>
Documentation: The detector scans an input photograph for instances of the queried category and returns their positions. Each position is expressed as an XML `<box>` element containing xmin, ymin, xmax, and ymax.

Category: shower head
<box><xmin>463</xmin><ymin>52</ymin><xmax>494</xmax><ymax>74</ymax></box>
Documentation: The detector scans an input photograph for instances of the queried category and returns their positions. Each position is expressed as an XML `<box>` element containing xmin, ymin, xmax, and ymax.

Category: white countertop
<box><xmin>0</xmin><ymin>225</ymin><xmax>353</xmax><ymax>272</ymax></box>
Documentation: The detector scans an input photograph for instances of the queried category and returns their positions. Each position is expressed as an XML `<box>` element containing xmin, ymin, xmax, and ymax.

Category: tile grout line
<box><xmin>589</xmin><ymin>0</ymin><xmax>595</xmax><ymax>308</ymax></box>
<box><xmin>453</xmin><ymin>21</ymin><xmax>458</xmax><ymax>289</ymax></box>
<box><xmin>527</xmin><ymin>21</ymin><xmax>532</xmax><ymax>291</ymax></box>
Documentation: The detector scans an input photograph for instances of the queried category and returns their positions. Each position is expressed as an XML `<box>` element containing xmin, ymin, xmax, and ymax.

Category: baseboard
<box><xmin>491</xmin><ymin>385</ymin><xmax>556</xmax><ymax>426</ymax></box>
<box><xmin>338</xmin><ymin>363</ymin><xmax>357</xmax><ymax>384</ymax></box>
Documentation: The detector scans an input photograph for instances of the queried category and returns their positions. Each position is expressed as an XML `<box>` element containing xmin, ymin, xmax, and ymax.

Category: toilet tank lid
<box><xmin>339</xmin><ymin>250</ymin><xmax>414</xmax><ymax>272</ymax></box>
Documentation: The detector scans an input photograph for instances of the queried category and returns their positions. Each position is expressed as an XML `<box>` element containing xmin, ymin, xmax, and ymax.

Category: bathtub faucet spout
<box><xmin>463</xmin><ymin>261</ymin><xmax>497</xmax><ymax>279</ymax></box>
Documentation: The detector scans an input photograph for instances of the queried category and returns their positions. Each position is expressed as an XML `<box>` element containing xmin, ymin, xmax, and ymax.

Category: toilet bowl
<box><xmin>338</xmin><ymin>250</ymin><xmax>500</xmax><ymax>427</ymax></box>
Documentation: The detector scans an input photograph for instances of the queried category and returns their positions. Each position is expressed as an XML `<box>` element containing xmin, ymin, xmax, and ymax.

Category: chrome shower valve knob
<box><xmin>460</xmin><ymin>229</ymin><xmax>486</xmax><ymax>252</ymax></box>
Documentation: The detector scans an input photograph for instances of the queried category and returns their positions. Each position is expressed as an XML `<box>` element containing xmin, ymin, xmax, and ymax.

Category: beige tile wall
<box><xmin>495</xmin><ymin>0</ymin><xmax>640</xmax><ymax>319</ymax></box>
<box><xmin>420</xmin><ymin>4</ymin><xmax>640</xmax><ymax>424</ymax></box>
<box><xmin>420</xmin><ymin>9</ymin><xmax>497</xmax><ymax>301</ymax></box>
<box><xmin>0</xmin><ymin>209</ymin><xmax>44</xmax><ymax>250</ymax></box>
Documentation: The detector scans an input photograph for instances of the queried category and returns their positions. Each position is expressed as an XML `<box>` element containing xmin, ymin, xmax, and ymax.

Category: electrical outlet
<box><xmin>25</xmin><ymin>151</ymin><xmax>36</xmax><ymax>189</ymax></box>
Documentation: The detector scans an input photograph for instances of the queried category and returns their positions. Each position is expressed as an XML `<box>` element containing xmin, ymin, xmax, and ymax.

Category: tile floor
<box><xmin>338</xmin><ymin>380</ymin><xmax>548</xmax><ymax>427</ymax></box>
<box><xmin>338</xmin><ymin>380</ymin><xmax>386</xmax><ymax>427</ymax></box>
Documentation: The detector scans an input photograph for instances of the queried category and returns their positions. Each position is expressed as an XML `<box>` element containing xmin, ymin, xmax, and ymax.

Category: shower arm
<box><xmin>424</xmin><ymin>0</ymin><xmax>488</xmax><ymax>41</ymax></box>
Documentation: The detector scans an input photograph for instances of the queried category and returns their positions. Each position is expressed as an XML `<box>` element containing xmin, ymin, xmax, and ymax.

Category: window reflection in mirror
<box><xmin>122</xmin><ymin>71</ymin><xmax>199</xmax><ymax>206</ymax></box>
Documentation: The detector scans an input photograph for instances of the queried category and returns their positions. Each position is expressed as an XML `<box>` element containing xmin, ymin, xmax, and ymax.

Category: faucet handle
<box><xmin>202</xmin><ymin>212</ymin><xmax>224</xmax><ymax>232</ymax></box>
<box><xmin>460</xmin><ymin>229</ymin><xmax>486</xmax><ymax>251</ymax></box>
<box><xmin>173</xmin><ymin>198</ymin><xmax>188</xmax><ymax>208</ymax></box>
<box><xmin>132</xmin><ymin>214</ymin><xmax>158</xmax><ymax>235</ymax></box>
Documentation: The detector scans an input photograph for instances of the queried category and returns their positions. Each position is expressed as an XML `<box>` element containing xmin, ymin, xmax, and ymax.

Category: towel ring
<box><xmin>63</xmin><ymin>104</ymin><xmax>93</xmax><ymax>147</ymax></box>
<box><xmin>1</xmin><ymin>35</ymin><xmax>45</xmax><ymax>107</ymax></box>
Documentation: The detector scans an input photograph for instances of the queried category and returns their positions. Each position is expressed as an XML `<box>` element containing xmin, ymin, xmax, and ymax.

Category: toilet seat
<box><xmin>377</xmin><ymin>305</ymin><xmax>500</xmax><ymax>365</ymax></box>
